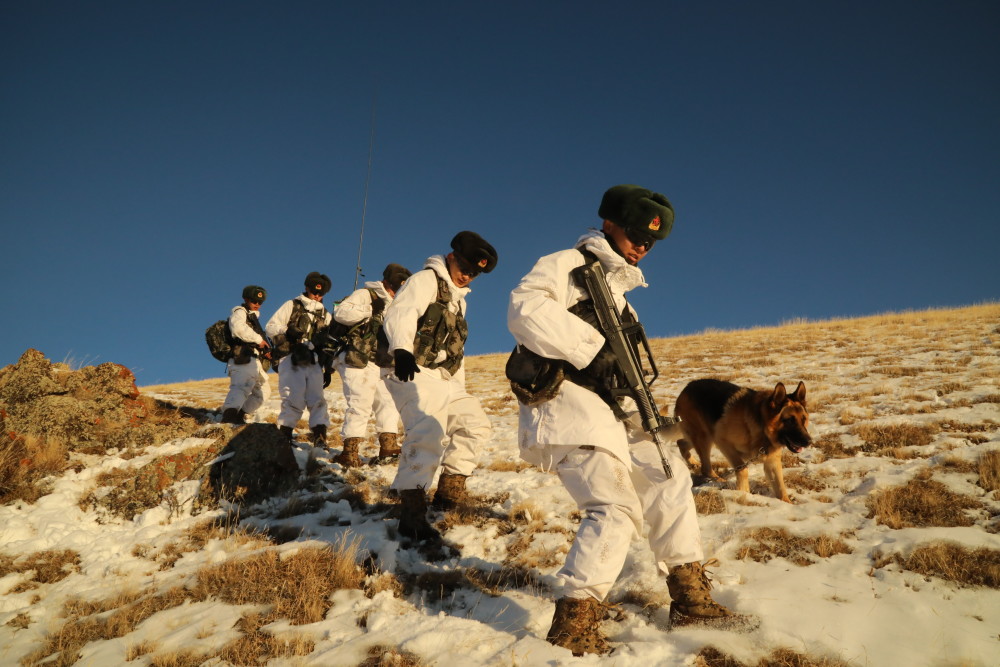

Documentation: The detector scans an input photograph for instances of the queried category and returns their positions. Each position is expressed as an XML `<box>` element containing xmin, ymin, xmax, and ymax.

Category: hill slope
<box><xmin>2</xmin><ymin>304</ymin><xmax>999</xmax><ymax>666</ymax></box>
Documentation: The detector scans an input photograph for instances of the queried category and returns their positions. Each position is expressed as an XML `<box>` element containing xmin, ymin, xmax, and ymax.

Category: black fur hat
<box><xmin>450</xmin><ymin>231</ymin><xmax>498</xmax><ymax>273</ymax></box>
<box><xmin>242</xmin><ymin>285</ymin><xmax>267</xmax><ymax>303</ymax></box>
<box><xmin>304</xmin><ymin>271</ymin><xmax>332</xmax><ymax>296</ymax></box>
<box><xmin>382</xmin><ymin>263</ymin><xmax>412</xmax><ymax>291</ymax></box>
<box><xmin>598</xmin><ymin>185</ymin><xmax>674</xmax><ymax>240</ymax></box>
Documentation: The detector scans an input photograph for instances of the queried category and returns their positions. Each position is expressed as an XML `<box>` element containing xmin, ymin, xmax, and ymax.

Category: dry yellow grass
<box><xmin>695</xmin><ymin>645</ymin><xmax>850</xmax><ymax>667</ymax></box>
<box><xmin>874</xmin><ymin>542</ymin><xmax>1000</xmax><ymax>588</ymax></box>
<box><xmin>979</xmin><ymin>450</ymin><xmax>1000</xmax><ymax>493</ymax></box>
<box><xmin>852</xmin><ymin>423</ymin><xmax>938</xmax><ymax>453</ymax></box>
<box><xmin>1</xmin><ymin>434</ymin><xmax>71</xmax><ymax>505</ymax></box>
<box><xmin>866</xmin><ymin>474</ymin><xmax>984</xmax><ymax>529</ymax></box>
<box><xmin>735</xmin><ymin>527</ymin><xmax>853</xmax><ymax>566</ymax></box>
<box><xmin>191</xmin><ymin>538</ymin><xmax>364</xmax><ymax>624</ymax></box>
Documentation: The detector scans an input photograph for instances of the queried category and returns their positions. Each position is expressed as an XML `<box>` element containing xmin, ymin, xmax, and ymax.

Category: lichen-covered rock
<box><xmin>94</xmin><ymin>429</ymin><xmax>230</xmax><ymax>519</ymax></box>
<box><xmin>0</xmin><ymin>349</ymin><xmax>200</xmax><ymax>455</ymax></box>
<box><xmin>0</xmin><ymin>349</ymin><xmax>63</xmax><ymax>404</ymax></box>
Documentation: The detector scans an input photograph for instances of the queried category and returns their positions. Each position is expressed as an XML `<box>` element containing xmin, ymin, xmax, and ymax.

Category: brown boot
<box><xmin>369</xmin><ymin>432</ymin><xmax>401</xmax><ymax>465</ymax></box>
<box><xmin>397</xmin><ymin>489</ymin><xmax>440</xmax><ymax>541</ymax></box>
<box><xmin>546</xmin><ymin>596</ymin><xmax>611</xmax><ymax>656</ymax></box>
<box><xmin>667</xmin><ymin>560</ymin><xmax>758</xmax><ymax>631</ymax></box>
<box><xmin>333</xmin><ymin>436</ymin><xmax>363</xmax><ymax>468</ymax></box>
<box><xmin>431</xmin><ymin>473</ymin><xmax>469</xmax><ymax>511</ymax></box>
<box><xmin>221</xmin><ymin>408</ymin><xmax>243</xmax><ymax>424</ymax></box>
<box><xmin>311</xmin><ymin>425</ymin><xmax>328</xmax><ymax>449</ymax></box>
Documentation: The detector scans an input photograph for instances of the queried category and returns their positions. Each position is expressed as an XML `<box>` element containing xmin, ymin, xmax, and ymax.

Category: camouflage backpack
<box><xmin>205</xmin><ymin>319</ymin><xmax>233</xmax><ymax>362</ymax></box>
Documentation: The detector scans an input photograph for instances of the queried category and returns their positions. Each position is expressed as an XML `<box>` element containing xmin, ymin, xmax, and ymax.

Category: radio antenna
<box><xmin>353</xmin><ymin>95</ymin><xmax>377</xmax><ymax>291</ymax></box>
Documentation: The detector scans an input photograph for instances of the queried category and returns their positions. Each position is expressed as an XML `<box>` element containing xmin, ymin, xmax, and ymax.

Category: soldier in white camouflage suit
<box><xmin>379</xmin><ymin>232</ymin><xmax>497</xmax><ymax>544</ymax></box>
<box><xmin>220</xmin><ymin>285</ymin><xmax>271</xmax><ymax>424</ymax></box>
<box><xmin>331</xmin><ymin>263</ymin><xmax>412</xmax><ymax>467</ymax></box>
<box><xmin>265</xmin><ymin>272</ymin><xmax>333</xmax><ymax>448</ymax></box>
<box><xmin>507</xmin><ymin>185</ymin><xmax>755</xmax><ymax>656</ymax></box>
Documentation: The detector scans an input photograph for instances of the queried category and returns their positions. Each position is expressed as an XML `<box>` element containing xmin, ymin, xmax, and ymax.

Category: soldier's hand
<box><xmin>583</xmin><ymin>343</ymin><xmax>618</xmax><ymax>386</ymax></box>
<box><xmin>393</xmin><ymin>349</ymin><xmax>420</xmax><ymax>382</ymax></box>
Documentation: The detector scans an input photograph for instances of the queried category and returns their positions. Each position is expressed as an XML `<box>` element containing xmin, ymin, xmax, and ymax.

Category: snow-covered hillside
<box><xmin>2</xmin><ymin>304</ymin><xmax>999</xmax><ymax>666</ymax></box>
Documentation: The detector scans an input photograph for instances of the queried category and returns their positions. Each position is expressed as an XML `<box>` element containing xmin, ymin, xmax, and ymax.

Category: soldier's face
<box><xmin>245</xmin><ymin>300</ymin><xmax>262</xmax><ymax>311</ymax></box>
<box><xmin>447</xmin><ymin>252</ymin><xmax>479</xmax><ymax>288</ymax></box>
<box><xmin>602</xmin><ymin>220</ymin><xmax>652</xmax><ymax>265</ymax></box>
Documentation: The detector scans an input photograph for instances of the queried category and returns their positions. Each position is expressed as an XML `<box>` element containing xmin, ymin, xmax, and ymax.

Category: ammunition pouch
<box><xmin>231</xmin><ymin>344</ymin><xmax>253</xmax><ymax>365</ymax></box>
<box><xmin>290</xmin><ymin>342</ymin><xmax>314</xmax><ymax>367</ymax></box>
<box><xmin>344</xmin><ymin>348</ymin><xmax>369</xmax><ymax>369</ymax></box>
<box><xmin>506</xmin><ymin>344</ymin><xmax>565</xmax><ymax>405</ymax></box>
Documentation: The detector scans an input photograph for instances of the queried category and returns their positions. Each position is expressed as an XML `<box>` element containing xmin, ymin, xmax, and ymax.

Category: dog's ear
<box><xmin>792</xmin><ymin>381</ymin><xmax>807</xmax><ymax>405</ymax></box>
<box><xmin>770</xmin><ymin>382</ymin><xmax>788</xmax><ymax>408</ymax></box>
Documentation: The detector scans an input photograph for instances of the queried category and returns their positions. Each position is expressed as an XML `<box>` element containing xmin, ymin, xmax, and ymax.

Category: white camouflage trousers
<box><xmin>555</xmin><ymin>438</ymin><xmax>703</xmax><ymax>601</ymax></box>
<box><xmin>385</xmin><ymin>368</ymin><xmax>492</xmax><ymax>491</ymax></box>
<box><xmin>222</xmin><ymin>358</ymin><xmax>270</xmax><ymax>417</ymax></box>
<box><xmin>335</xmin><ymin>357</ymin><xmax>400</xmax><ymax>439</ymax></box>
<box><xmin>275</xmin><ymin>356</ymin><xmax>329</xmax><ymax>429</ymax></box>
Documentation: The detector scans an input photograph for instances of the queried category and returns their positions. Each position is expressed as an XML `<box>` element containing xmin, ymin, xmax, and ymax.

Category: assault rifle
<box><xmin>571</xmin><ymin>259</ymin><xmax>677</xmax><ymax>479</ymax></box>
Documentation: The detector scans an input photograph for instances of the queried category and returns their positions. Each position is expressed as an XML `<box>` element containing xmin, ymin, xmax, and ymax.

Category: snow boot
<box><xmin>369</xmin><ymin>432</ymin><xmax>401</xmax><ymax>465</ymax></box>
<box><xmin>237</xmin><ymin>409</ymin><xmax>249</xmax><ymax>423</ymax></box>
<box><xmin>221</xmin><ymin>408</ymin><xmax>243</xmax><ymax>424</ymax></box>
<box><xmin>667</xmin><ymin>560</ymin><xmax>758</xmax><ymax>631</ymax></box>
<box><xmin>277</xmin><ymin>425</ymin><xmax>294</xmax><ymax>444</ymax></box>
<box><xmin>431</xmin><ymin>473</ymin><xmax>469</xmax><ymax>511</ymax></box>
<box><xmin>397</xmin><ymin>489</ymin><xmax>441</xmax><ymax>541</ymax></box>
<box><xmin>311</xmin><ymin>424</ymin><xmax>328</xmax><ymax>449</ymax></box>
<box><xmin>546</xmin><ymin>596</ymin><xmax>611</xmax><ymax>656</ymax></box>
<box><xmin>333</xmin><ymin>436</ymin><xmax>363</xmax><ymax>468</ymax></box>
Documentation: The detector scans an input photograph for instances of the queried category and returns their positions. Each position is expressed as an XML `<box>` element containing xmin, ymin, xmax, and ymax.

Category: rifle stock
<box><xmin>571</xmin><ymin>260</ymin><xmax>676</xmax><ymax>478</ymax></box>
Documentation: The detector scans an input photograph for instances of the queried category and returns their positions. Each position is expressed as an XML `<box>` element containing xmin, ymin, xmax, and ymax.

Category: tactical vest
<box><xmin>230</xmin><ymin>307</ymin><xmax>268</xmax><ymax>365</ymax></box>
<box><xmin>376</xmin><ymin>271</ymin><xmax>468</xmax><ymax>375</ymax></box>
<box><xmin>342</xmin><ymin>288</ymin><xmax>387</xmax><ymax>368</ymax></box>
<box><xmin>272</xmin><ymin>298</ymin><xmax>328</xmax><ymax>365</ymax></box>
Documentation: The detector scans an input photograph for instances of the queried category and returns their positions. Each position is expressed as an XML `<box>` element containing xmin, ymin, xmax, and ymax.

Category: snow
<box><xmin>2</xmin><ymin>306</ymin><xmax>999</xmax><ymax>666</ymax></box>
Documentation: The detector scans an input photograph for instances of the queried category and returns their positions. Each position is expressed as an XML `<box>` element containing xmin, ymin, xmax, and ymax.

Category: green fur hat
<box><xmin>450</xmin><ymin>231</ymin><xmax>498</xmax><ymax>273</ymax></box>
<box><xmin>598</xmin><ymin>184</ymin><xmax>674</xmax><ymax>240</ymax></box>
<box><xmin>304</xmin><ymin>271</ymin><xmax>332</xmax><ymax>296</ymax></box>
<box><xmin>242</xmin><ymin>285</ymin><xmax>266</xmax><ymax>303</ymax></box>
<box><xmin>382</xmin><ymin>263</ymin><xmax>412</xmax><ymax>291</ymax></box>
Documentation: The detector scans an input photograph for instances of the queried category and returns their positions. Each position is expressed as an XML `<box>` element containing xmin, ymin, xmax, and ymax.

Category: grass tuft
<box><xmin>866</xmin><ymin>476</ymin><xmax>983</xmax><ymax>529</ymax></box>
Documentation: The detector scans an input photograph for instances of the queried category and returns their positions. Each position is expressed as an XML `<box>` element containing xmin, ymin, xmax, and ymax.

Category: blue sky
<box><xmin>3</xmin><ymin>1</ymin><xmax>998</xmax><ymax>386</ymax></box>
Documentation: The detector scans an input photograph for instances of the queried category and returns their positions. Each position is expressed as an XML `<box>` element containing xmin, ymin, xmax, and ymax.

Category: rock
<box><xmin>204</xmin><ymin>423</ymin><xmax>301</xmax><ymax>507</ymax></box>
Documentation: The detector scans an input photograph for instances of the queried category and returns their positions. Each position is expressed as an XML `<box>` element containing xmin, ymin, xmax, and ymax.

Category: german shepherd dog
<box><xmin>669</xmin><ymin>379</ymin><xmax>811</xmax><ymax>503</ymax></box>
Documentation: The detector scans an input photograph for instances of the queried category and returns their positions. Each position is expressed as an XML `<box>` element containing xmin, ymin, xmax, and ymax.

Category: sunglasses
<box><xmin>454</xmin><ymin>255</ymin><xmax>482</xmax><ymax>278</ymax></box>
<box><xmin>624</xmin><ymin>227</ymin><xmax>656</xmax><ymax>251</ymax></box>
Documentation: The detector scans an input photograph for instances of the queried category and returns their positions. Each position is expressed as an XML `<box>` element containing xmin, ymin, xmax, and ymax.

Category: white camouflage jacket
<box><xmin>382</xmin><ymin>254</ymin><xmax>470</xmax><ymax>379</ymax></box>
<box><xmin>507</xmin><ymin>230</ymin><xmax>648</xmax><ymax>468</ymax></box>
<box><xmin>333</xmin><ymin>280</ymin><xmax>392</xmax><ymax>326</ymax></box>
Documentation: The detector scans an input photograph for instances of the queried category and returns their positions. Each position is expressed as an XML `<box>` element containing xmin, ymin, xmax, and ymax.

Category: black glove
<box><xmin>323</xmin><ymin>368</ymin><xmax>332</xmax><ymax>388</ymax></box>
<box><xmin>393</xmin><ymin>349</ymin><xmax>420</xmax><ymax>382</ymax></box>
<box><xmin>581</xmin><ymin>342</ymin><xmax>620</xmax><ymax>388</ymax></box>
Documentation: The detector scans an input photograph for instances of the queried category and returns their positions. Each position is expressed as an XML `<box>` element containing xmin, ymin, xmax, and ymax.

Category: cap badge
<box><xmin>649</xmin><ymin>216</ymin><xmax>661</xmax><ymax>231</ymax></box>
<box><xmin>477</xmin><ymin>258</ymin><xmax>488</xmax><ymax>268</ymax></box>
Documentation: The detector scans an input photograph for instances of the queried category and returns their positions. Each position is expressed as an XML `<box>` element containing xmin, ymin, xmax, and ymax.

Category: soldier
<box><xmin>379</xmin><ymin>232</ymin><xmax>496</xmax><ymax>543</ymax></box>
<box><xmin>220</xmin><ymin>285</ymin><xmax>271</xmax><ymax>424</ymax></box>
<box><xmin>507</xmin><ymin>185</ymin><xmax>754</xmax><ymax>656</ymax></box>
<box><xmin>265</xmin><ymin>271</ymin><xmax>333</xmax><ymax>448</ymax></box>
<box><xmin>331</xmin><ymin>263</ymin><xmax>412</xmax><ymax>467</ymax></box>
